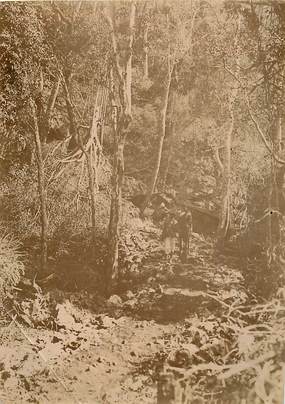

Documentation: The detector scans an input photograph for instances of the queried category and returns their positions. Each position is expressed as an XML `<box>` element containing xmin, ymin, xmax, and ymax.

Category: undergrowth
<box><xmin>0</xmin><ymin>229</ymin><xmax>24</xmax><ymax>299</ymax></box>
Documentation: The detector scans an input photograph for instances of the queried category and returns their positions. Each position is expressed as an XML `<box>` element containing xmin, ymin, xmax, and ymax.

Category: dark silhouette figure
<box><xmin>177</xmin><ymin>210</ymin><xmax>193</xmax><ymax>262</ymax></box>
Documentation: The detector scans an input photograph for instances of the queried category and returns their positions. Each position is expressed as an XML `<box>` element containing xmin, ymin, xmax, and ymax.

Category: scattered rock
<box><xmin>51</xmin><ymin>335</ymin><xmax>62</xmax><ymax>344</ymax></box>
<box><xmin>126</xmin><ymin>290</ymin><xmax>135</xmax><ymax>299</ymax></box>
<box><xmin>65</xmin><ymin>340</ymin><xmax>81</xmax><ymax>351</ymax></box>
<box><xmin>1</xmin><ymin>370</ymin><xmax>11</xmax><ymax>380</ymax></box>
<box><xmin>107</xmin><ymin>295</ymin><xmax>123</xmax><ymax>307</ymax></box>
<box><xmin>56</xmin><ymin>302</ymin><xmax>80</xmax><ymax>331</ymax></box>
<box><xmin>47</xmin><ymin>377</ymin><xmax>57</xmax><ymax>383</ymax></box>
<box><xmin>102</xmin><ymin>316</ymin><xmax>115</xmax><ymax>328</ymax></box>
<box><xmin>124</xmin><ymin>298</ymin><xmax>137</xmax><ymax>309</ymax></box>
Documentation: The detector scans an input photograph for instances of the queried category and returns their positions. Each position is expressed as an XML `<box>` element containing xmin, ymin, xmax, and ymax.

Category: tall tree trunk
<box><xmin>104</xmin><ymin>2</ymin><xmax>135</xmax><ymax>291</ymax></box>
<box><xmin>140</xmin><ymin>1</ymin><xmax>197</xmax><ymax>213</ymax></box>
<box><xmin>30</xmin><ymin>99</ymin><xmax>48</xmax><ymax>272</ymax></box>
<box><xmin>141</xmin><ymin>64</ymin><xmax>174</xmax><ymax>213</ymax></box>
<box><xmin>107</xmin><ymin>79</ymin><xmax>132</xmax><ymax>290</ymax></box>
<box><xmin>86</xmin><ymin>88</ymin><xmax>105</xmax><ymax>245</ymax></box>
<box><xmin>29</xmin><ymin>72</ymin><xmax>60</xmax><ymax>272</ymax></box>
<box><xmin>216</xmin><ymin>14</ymin><xmax>241</xmax><ymax>248</ymax></box>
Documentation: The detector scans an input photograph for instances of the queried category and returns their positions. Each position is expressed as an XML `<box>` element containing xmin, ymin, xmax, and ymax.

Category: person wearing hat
<box><xmin>161</xmin><ymin>212</ymin><xmax>177</xmax><ymax>260</ymax></box>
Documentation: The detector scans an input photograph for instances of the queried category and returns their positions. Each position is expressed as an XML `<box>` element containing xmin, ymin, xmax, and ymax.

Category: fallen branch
<box><xmin>36</xmin><ymin>273</ymin><xmax>58</xmax><ymax>286</ymax></box>
<box><xmin>218</xmin><ymin>351</ymin><xmax>275</xmax><ymax>380</ymax></box>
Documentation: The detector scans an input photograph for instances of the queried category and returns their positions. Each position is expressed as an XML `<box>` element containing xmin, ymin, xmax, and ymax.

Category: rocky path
<box><xmin>0</xmin><ymin>236</ymin><xmax>250</xmax><ymax>404</ymax></box>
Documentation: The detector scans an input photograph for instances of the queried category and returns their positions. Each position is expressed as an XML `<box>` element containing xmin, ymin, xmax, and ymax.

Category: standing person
<box><xmin>177</xmin><ymin>208</ymin><xmax>193</xmax><ymax>261</ymax></box>
<box><xmin>161</xmin><ymin>212</ymin><xmax>177</xmax><ymax>260</ymax></box>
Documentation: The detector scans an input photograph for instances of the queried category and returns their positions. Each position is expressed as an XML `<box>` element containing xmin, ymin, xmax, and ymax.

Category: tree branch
<box><xmin>212</xmin><ymin>146</ymin><xmax>224</xmax><ymax>174</ymax></box>
<box><xmin>52</xmin><ymin>2</ymin><xmax>72</xmax><ymax>26</ymax></box>
<box><xmin>245</xmin><ymin>94</ymin><xmax>285</xmax><ymax>165</ymax></box>
<box><xmin>45</xmin><ymin>74</ymin><xmax>61</xmax><ymax>123</ymax></box>
<box><xmin>72</xmin><ymin>1</ymin><xmax>82</xmax><ymax>23</ymax></box>
<box><xmin>102</xmin><ymin>4</ymin><xmax>123</xmax><ymax>82</ymax></box>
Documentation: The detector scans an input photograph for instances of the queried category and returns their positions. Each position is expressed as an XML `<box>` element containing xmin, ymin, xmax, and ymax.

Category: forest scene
<box><xmin>1</xmin><ymin>0</ymin><xmax>285</xmax><ymax>403</ymax></box>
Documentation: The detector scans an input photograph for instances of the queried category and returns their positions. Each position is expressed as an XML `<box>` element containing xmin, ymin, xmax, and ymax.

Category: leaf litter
<box><xmin>0</xmin><ymin>234</ymin><xmax>285</xmax><ymax>403</ymax></box>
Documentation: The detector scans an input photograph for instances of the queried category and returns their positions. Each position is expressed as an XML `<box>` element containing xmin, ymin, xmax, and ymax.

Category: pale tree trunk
<box><xmin>85</xmin><ymin>88</ymin><xmax>105</xmax><ymax>244</ymax></box>
<box><xmin>162</xmin><ymin>89</ymin><xmax>176</xmax><ymax>190</ymax></box>
<box><xmin>140</xmin><ymin>10</ymin><xmax>173</xmax><ymax>214</ymax></box>
<box><xmin>143</xmin><ymin>25</ymin><xmax>149</xmax><ymax>79</ymax></box>
<box><xmin>30</xmin><ymin>99</ymin><xmax>48</xmax><ymax>272</ymax></box>
<box><xmin>211</xmin><ymin>146</ymin><xmax>224</xmax><ymax>211</ymax></box>
<box><xmin>108</xmin><ymin>132</ymin><xmax>124</xmax><ymax>283</ymax></box>
<box><xmin>216</xmin><ymin>114</ymin><xmax>234</xmax><ymax>248</ymax></box>
<box><xmin>85</xmin><ymin>151</ymin><xmax>96</xmax><ymax>244</ymax></box>
<box><xmin>141</xmin><ymin>3</ymin><xmax>198</xmax><ymax>213</ymax></box>
<box><xmin>104</xmin><ymin>2</ymin><xmax>136</xmax><ymax>291</ymax></box>
<box><xmin>141</xmin><ymin>62</ymin><xmax>174</xmax><ymax>213</ymax></box>
<box><xmin>276</xmin><ymin>115</ymin><xmax>282</xmax><ymax>152</ymax></box>
<box><xmin>216</xmin><ymin>15</ymin><xmax>241</xmax><ymax>248</ymax></box>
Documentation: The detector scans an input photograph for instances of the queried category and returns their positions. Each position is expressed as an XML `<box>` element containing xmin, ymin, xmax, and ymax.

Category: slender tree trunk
<box><xmin>44</xmin><ymin>75</ymin><xmax>61</xmax><ymax>137</ymax></box>
<box><xmin>36</xmin><ymin>72</ymin><xmax>61</xmax><ymax>145</ymax></box>
<box><xmin>141</xmin><ymin>64</ymin><xmax>174</xmax><ymax>213</ymax></box>
<box><xmin>86</xmin><ymin>152</ymin><xmax>96</xmax><ymax>243</ymax></box>
<box><xmin>30</xmin><ymin>99</ymin><xmax>48</xmax><ymax>272</ymax></box>
<box><xmin>140</xmin><ymin>1</ymin><xmax>198</xmax><ymax>212</ymax></box>
<box><xmin>108</xmin><ymin>139</ymin><xmax>124</xmax><ymax>284</ymax></box>
<box><xmin>217</xmin><ymin>14</ymin><xmax>241</xmax><ymax>248</ymax></box>
<box><xmin>162</xmin><ymin>90</ymin><xmax>176</xmax><ymax>190</ymax></box>
<box><xmin>143</xmin><ymin>25</ymin><xmax>149</xmax><ymax>79</ymax></box>
<box><xmin>267</xmin><ymin>158</ymin><xmax>274</xmax><ymax>267</ymax></box>
<box><xmin>63</xmin><ymin>74</ymin><xmax>78</xmax><ymax>141</ymax></box>
<box><xmin>216</xmin><ymin>117</ymin><xmax>233</xmax><ymax>248</ymax></box>
<box><xmin>277</xmin><ymin>115</ymin><xmax>282</xmax><ymax>152</ymax></box>
<box><xmin>29</xmin><ymin>72</ymin><xmax>60</xmax><ymax>272</ymax></box>
<box><xmin>162</xmin><ymin>130</ymin><xmax>173</xmax><ymax>191</ymax></box>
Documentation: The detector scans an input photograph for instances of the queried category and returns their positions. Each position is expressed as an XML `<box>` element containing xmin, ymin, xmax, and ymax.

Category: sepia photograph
<box><xmin>0</xmin><ymin>0</ymin><xmax>285</xmax><ymax>402</ymax></box>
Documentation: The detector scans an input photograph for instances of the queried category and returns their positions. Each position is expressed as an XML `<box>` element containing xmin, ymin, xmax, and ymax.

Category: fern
<box><xmin>0</xmin><ymin>231</ymin><xmax>24</xmax><ymax>299</ymax></box>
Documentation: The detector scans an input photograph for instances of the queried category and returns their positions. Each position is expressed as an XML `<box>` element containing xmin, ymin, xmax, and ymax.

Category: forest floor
<box><xmin>0</xmin><ymin>234</ymin><xmax>282</xmax><ymax>404</ymax></box>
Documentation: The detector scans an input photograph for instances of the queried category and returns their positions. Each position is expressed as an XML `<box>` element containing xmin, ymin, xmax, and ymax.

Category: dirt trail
<box><xmin>0</xmin><ymin>238</ymin><xmax>249</xmax><ymax>404</ymax></box>
<box><xmin>1</xmin><ymin>314</ymin><xmax>176</xmax><ymax>404</ymax></box>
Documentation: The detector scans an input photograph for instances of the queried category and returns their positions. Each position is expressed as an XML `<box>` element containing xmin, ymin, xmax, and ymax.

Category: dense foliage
<box><xmin>1</xmin><ymin>2</ymin><xmax>285</xmax><ymax>401</ymax></box>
